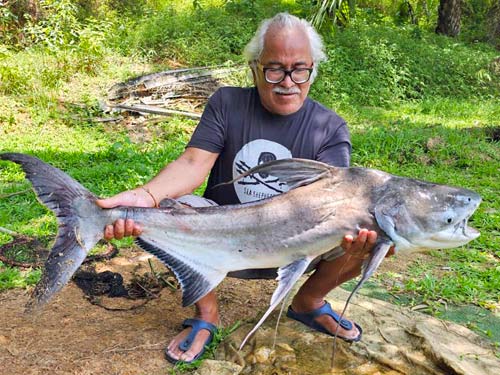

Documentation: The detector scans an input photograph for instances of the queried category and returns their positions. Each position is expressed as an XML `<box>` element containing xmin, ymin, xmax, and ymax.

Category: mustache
<box><xmin>272</xmin><ymin>87</ymin><xmax>301</xmax><ymax>95</ymax></box>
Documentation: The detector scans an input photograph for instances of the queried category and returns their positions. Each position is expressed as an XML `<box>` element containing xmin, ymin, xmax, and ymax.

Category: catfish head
<box><xmin>373</xmin><ymin>176</ymin><xmax>481</xmax><ymax>252</ymax></box>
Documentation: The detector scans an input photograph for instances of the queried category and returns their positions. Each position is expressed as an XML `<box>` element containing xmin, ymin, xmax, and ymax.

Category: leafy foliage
<box><xmin>313</xmin><ymin>22</ymin><xmax>498</xmax><ymax>107</ymax></box>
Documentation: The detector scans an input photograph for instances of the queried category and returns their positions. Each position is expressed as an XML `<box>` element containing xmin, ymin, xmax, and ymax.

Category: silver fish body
<box><xmin>0</xmin><ymin>153</ymin><xmax>481</xmax><ymax>348</ymax></box>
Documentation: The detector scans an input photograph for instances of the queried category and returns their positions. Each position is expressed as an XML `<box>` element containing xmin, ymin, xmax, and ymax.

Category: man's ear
<box><xmin>249</xmin><ymin>66</ymin><xmax>257</xmax><ymax>85</ymax></box>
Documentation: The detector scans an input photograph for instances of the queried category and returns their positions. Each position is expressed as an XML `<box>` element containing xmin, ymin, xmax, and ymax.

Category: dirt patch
<box><xmin>1</xmin><ymin>248</ymin><xmax>496</xmax><ymax>375</ymax></box>
<box><xmin>378</xmin><ymin>250</ymin><xmax>434</xmax><ymax>275</ymax></box>
<box><xmin>0</xmin><ymin>248</ymin><xmax>276</xmax><ymax>375</ymax></box>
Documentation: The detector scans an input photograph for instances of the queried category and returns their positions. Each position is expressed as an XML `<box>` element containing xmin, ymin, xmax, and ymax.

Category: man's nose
<box><xmin>279</xmin><ymin>73</ymin><xmax>295</xmax><ymax>88</ymax></box>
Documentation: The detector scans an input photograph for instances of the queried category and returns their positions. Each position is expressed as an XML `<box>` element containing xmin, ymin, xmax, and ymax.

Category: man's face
<box><xmin>254</xmin><ymin>27</ymin><xmax>313</xmax><ymax>116</ymax></box>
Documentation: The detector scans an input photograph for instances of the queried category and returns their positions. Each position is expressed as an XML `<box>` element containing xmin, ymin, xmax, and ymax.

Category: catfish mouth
<box><xmin>427</xmin><ymin>215</ymin><xmax>480</xmax><ymax>248</ymax></box>
<box><xmin>457</xmin><ymin>216</ymin><xmax>480</xmax><ymax>239</ymax></box>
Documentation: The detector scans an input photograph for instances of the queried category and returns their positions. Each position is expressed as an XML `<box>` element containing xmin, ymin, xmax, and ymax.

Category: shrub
<box><xmin>312</xmin><ymin>23</ymin><xmax>499</xmax><ymax>107</ymax></box>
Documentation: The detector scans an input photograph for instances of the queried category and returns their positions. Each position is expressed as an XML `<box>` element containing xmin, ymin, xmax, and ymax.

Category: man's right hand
<box><xmin>96</xmin><ymin>188</ymin><xmax>155</xmax><ymax>240</ymax></box>
<box><xmin>95</xmin><ymin>148</ymin><xmax>219</xmax><ymax>241</ymax></box>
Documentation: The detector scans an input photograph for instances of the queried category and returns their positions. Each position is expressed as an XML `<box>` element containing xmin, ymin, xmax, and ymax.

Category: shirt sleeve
<box><xmin>187</xmin><ymin>89</ymin><xmax>226</xmax><ymax>153</ymax></box>
<box><xmin>316</xmin><ymin>121</ymin><xmax>352</xmax><ymax>167</ymax></box>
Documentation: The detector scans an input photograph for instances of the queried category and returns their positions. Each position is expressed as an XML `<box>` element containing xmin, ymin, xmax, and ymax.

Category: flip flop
<box><xmin>286</xmin><ymin>301</ymin><xmax>362</xmax><ymax>343</ymax></box>
<box><xmin>165</xmin><ymin>318</ymin><xmax>218</xmax><ymax>364</ymax></box>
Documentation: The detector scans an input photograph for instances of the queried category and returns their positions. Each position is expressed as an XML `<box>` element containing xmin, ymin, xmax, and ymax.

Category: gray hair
<box><xmin>243</xmin><ymin>13</ymin><xmax>327</xmax><ymax>82</ymax></box>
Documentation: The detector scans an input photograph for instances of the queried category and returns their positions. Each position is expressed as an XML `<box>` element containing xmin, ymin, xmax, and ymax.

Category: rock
<box><xmin>276</xmin><ymin>343</ymin><xmax>293</xmax><ymax>352</ymax></box>
<box><xmin>253</xmin><ymin>346</ymin><xmax>275</xmax><ymax>363</ymax></box>
<box><xmin>193</xmin><ymin>359</ymin><xmax>243</xmax><ymax>375</ymax></box>
<box><xmin>212</xmin><ymin>288</ymin><xmax>500</xmax><ymax>374</ymax></box>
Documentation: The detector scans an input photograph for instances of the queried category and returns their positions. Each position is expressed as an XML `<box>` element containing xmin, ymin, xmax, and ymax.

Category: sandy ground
<box><xmin>0</xmin><ymin>248</ymin><xmax>278</xmax><ymax>375</ymax></box>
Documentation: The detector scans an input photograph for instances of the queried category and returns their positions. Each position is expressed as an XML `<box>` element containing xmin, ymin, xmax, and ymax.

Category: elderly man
<box><xmin>98</xmin><ymin>13</ymin><xmax>385</xmax><ymax>364</ymax></box>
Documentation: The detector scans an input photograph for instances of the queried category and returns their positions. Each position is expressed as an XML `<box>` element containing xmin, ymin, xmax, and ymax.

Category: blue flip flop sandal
<box><xmin>165</xmin><ymin>318</ymin><xmax>218</xmax><ymax>364</ymax></box>
<box><xmin>286</xmin><ymin>301</ymin><xmax>362</xmax><ymax>343</ymax></box>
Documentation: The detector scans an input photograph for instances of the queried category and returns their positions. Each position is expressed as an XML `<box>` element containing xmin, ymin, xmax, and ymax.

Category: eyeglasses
<box><xmin>256</xmin><ymin>62</ymin><xmax>313</xmax><ymax>84</ymax></box>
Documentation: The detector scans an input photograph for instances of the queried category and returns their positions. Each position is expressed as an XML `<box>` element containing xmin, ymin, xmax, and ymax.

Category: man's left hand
<box><xmin>341</xmin><ymin>229</ymin><xmax>395</xmax><ymax>259</ymax></box>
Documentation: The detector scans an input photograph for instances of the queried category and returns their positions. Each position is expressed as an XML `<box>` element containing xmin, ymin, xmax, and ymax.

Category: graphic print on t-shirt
<box><xmin>233</xmin><ymin>139</ymin><xmax>291</xmax><ymax>203</ymax></box>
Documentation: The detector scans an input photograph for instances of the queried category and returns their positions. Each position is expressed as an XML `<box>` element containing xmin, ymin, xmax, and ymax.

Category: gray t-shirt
<box><xmin>188</xmin><ymin>86</ymin><xmax>351</xmax><ymax>205</ymax></box>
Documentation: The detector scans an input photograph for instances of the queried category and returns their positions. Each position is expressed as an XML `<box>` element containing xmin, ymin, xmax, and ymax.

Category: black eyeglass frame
<box><xmin>255</xmin><ymin>61</ymin><xmax>314</xmax><ymax>84</ymax></box>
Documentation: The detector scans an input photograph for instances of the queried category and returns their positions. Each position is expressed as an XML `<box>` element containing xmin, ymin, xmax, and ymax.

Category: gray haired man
<box><xmin>98</xmin><ymin>13</ymin><xmax>390</xmax><ymax>364</ymax></box>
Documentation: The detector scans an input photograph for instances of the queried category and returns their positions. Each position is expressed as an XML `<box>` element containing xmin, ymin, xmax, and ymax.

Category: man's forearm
<box><xmin>143</xmin><ymin>147</ymin><xmax>219</xmax><ymax>203</ymax></box>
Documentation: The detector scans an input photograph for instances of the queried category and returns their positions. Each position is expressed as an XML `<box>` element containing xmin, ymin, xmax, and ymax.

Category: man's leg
<box><xmin>165</xmin><ymin>291</ymin><xmax>219</xmax><ymax>362</ymax></box>
<box><xmin>290</xmin><ymin>229</ymin><xmax>376</xmax><ymax>340</ymax></box>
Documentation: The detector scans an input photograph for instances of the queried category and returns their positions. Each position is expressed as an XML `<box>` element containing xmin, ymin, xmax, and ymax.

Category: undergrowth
<box><xmin>0</xmin><ymin>262</ymin><xmax>41</xmax><ymax>291</ymax></box>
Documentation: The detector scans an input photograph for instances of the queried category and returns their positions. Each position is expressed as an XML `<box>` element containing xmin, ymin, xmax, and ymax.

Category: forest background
<box><xmin>0</xmin><ymin>0</ymin><xmax>499</xmax><ymax>354</ymax></box>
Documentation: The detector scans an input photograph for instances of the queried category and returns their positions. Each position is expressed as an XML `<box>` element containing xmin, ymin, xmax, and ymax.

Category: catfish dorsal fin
<box><xmin>215</xmin><ymin>158</ymin><xmax>332</xmax><ymax>191</ymax></box>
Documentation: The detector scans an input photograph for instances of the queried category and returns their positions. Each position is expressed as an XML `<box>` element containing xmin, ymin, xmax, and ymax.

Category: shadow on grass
<box><xmin>344</xmin><ymin>280</ymin><xmax>500</xmax><ymax>345</ymax></box>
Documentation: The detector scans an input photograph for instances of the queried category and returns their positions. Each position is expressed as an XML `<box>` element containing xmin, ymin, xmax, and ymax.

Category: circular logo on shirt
<box><xmin>233</xmin><ymin>139</ymin><xmax>292</xmax><ymax>203</ymax></box>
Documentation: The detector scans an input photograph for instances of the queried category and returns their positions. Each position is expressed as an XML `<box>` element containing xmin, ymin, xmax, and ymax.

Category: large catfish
<box><xmin>0</xmin><ymin>153</ymin><xmax>481</xmax><ymax>347</ymax></box>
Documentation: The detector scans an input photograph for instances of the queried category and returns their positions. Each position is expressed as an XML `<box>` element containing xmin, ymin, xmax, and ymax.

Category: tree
<box><xmin>310</xmin><ymin>0</ymin><xmax>355</xmax><ymax>29</ymax></box>
<box><xmin>5</xmin><ymin>0</ymin><xmax>41</xmax><ymax>24</ymax></box>
<box><xmin>436</xmin><ymin>0</ymin><xmax>461</xmax><ymax>36</ymax></box>
<box><xmin>486</xmin><ymin>1</ymin><xmax>500</xmax><ymax>47</ymax></box>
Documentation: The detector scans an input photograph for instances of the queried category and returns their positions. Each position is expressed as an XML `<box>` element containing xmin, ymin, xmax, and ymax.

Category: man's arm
<box><xmin>140</xmin><ymin>147</ymin><xmax>219</xmax><ymax>203</ymax></box>
<box><xmin>97</xmin><ymin>147</ymin><xmax>219</xmax><ymax>239</ymax></box>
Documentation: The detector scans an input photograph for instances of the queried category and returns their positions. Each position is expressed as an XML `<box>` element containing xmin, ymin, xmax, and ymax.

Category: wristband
<box><xmin>140</xmin><ymin>186</ymin><xmax>159</xmax><ymax>208</ymax></box>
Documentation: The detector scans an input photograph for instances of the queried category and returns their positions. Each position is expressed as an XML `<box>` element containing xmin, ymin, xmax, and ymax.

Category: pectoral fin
<box><xmin>375</xmin><ymin>203</ymin><xmax>414</xmax><ymax>250</ymax></box>
<box><xmin>239</xmin><ymin>256</ymin><xmax>315</xmax><ymax>349</ymax></box>
<box><xmin>342</xmin><ymin>241</ymin><xmax>393</xmax><ymax>314</ymax></box>
<box><xmin>374</xmin><ymin>205</ymin><xmax>402</xmax><ymax>240</ymax></box>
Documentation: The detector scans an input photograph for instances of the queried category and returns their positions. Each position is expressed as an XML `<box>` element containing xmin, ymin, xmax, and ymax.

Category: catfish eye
<box><xmin>447</xmin><ymin>218</ymin><xmax>452</xmax><ymax>223</ymax></box>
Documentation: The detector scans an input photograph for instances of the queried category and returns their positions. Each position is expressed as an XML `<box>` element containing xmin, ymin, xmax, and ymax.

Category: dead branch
<box><xmin>110</xmin><ymin>104</ymin><xmax>202</xmax><ymax>119</ymax></box>
<box><xmin>0</xmin><ymin>189</ymin><xmax>31</xmax><ymax>199</ymax></box>
<box><xmin>0</xmin><ymin>226</ymin><xmax>18</xmax><ymax>236</ymax></box>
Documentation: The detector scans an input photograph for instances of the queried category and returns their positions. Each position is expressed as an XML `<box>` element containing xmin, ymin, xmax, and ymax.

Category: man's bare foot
<box><xmin>166</xmin><ymin>293</ymin><xmax>219</xmax><ymax>363</ymax></box>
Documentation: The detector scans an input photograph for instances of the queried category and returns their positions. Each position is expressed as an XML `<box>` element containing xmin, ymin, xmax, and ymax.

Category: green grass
<box><xmin>0</xmin><ymin>0</ymin><xmax>499</xmax><ymax>351</ymax></box>
<box><xmin>0</xmin><ymin>262</ymin><xmax>41</xmax><ymax>291</ymax></box>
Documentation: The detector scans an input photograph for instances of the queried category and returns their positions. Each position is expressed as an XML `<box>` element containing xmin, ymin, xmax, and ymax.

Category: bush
<box><xmin>312</xmin><ymin>23</ymin><xmax>499</xmax><ymax>107</ymax></box>
<box><xmin>125</xmin><ymin>6</ymin><xmax>255</xmax><ymax>65</ymax></box>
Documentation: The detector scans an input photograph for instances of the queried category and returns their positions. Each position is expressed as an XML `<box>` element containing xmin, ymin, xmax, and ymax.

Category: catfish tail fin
<box><xmin>0</xmin><ymin>153</ymin><xmax>105</xmax><ymax>311</ymax></box>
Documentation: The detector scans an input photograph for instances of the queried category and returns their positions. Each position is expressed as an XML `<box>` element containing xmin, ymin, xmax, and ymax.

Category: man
<box><xmin>98</xmin><ymin>13</ymin><xmax>387</xmax><ymax>363</ymax></box>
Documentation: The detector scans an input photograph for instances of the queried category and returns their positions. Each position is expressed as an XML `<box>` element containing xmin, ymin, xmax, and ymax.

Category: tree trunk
<box><xmin>435</xmin><ymin>0</ymin><xmax>461</xmax><ymax>37</ymax></box>
<box><xmin>486</xmin><ymin>1</ymin><xmax>500</xmax><ymax>47</ymax></box>
<box><xmin>8</xmin><ymin>0</ymin><xmax>41</xmax><ymax>24</ymax></box>
<box><xmin>348</xmin><ymin>0</ymin><xmax>356</xmax><ymax>19</ymax></box>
